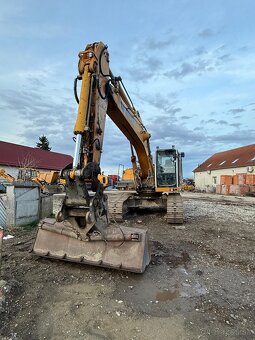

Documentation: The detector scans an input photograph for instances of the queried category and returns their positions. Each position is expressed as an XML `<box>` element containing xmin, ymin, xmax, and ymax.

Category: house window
<box><xmin>207</xmin><ymin>163</ymin><xmax>212</xmax><ymax>168</ymax></box>
<box><xmin>251</xmin><ymin>156</ymin><xmax>255</xmax><ymax>161</ymax></box>
<box><xmin>232</xmin><ymin>158</ymin><xmax>239</xmax><ymax>164</ymax></box>
<box><xmin>212</xmin><ymin>176</ymin><xmax>217</xmax><ymax>184</ymax></box>
<box><xmin>219</xmin><ymin>160</ymin><xmax>226</xmax><ymax>165</ymax></box>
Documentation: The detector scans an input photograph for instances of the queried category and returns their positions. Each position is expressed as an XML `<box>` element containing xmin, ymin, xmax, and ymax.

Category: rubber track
<box><xmin>107</xmin><ymin>192</ymin><xmax>132</xmax><ymax>222</ymax></box>
<box><xmin>166</xmin><ymin>193</ymin><xmax>184</xmax><ymax>224</ymax></box>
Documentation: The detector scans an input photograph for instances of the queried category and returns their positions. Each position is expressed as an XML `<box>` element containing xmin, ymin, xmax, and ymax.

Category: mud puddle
<box><xmin>156</xmin><ymin>289</ymin><xmax>179</xmax><ymax>301</ymax></box>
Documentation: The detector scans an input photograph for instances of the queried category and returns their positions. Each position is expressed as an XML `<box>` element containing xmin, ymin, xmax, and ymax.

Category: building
<box><xmin>0</xmin><ymin>140</ymin><xmax>73</xmax><ymax>179</ymax></box>
<box><xmin>193</xmin><ymin>144</ymin><xmax>255</xmax><ymax>192</ymax></box>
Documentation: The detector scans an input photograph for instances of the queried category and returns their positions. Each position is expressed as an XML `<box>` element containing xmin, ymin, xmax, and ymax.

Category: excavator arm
<box><xmin>33</xmin><ymin>42</ymin><xmax>151</xmax><ymax>273</ymax></box>
<box><xmin>71</xmin><ymin>42</ymin><xmax>154</xmax><ymax>190</ymax></box>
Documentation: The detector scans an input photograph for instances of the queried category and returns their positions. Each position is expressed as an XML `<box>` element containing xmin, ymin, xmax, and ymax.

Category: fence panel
<box><xmin>0</xmin><ymin>195</ymin><xmax>7</xmax><ymax>228</ymax></box>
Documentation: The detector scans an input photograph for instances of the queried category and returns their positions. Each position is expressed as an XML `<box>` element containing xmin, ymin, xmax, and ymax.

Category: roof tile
<box><xmin>0</xmin><ymin>141</ymin><xmax>73</xmax><ymax>170</ymax></box>
<box><xmin>193</xmin><ymin>144</ymin><xmax>255</xmax><ymax>172</ymax></box>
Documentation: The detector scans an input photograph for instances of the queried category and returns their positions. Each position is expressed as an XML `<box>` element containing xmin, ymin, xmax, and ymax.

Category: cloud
<box><xmin>193</xmin><ymin>46</ymin><xmax>207</xmax><ymax>55</ymax></box>
<box><xmin>216</xmin><ymin>120</ymin><xmax>228</xmax><ymax>125</ymax></box>
<box><xmin>147</xmin><ymin>115</ymin><xmax>206</xmax><ymax>146</ymax></box>
<box><xmin>200</xmin><ymin>119</ymin><xmax>216</xmax><ymax>124</ymax></box>
<box><xmin>125</xmin><ymin>67</ymin><xmax>154</xmax><ymax>82</ymax></box>
<box><xmin>238</xmin><ymin>46</ymin><xmax>250</xmax><ymax>52</ymax></box>
<box><xmin>230</xmin><ymin>123</ymin><xmax>241</xmax><ymax>128</ymax></box>
<box><xmin>218</xmin><ymin>54</ymin><xmax>231</xmax><ymax>62</ymax></box>
<box><xmin>138</xmin><ymin>56</ymin><xmax>163</xmax><ymax>69</ymax></box>
<box><xmin>228</xmin><ymin>108</ymin><xmax>245</xmax><ymax>115</ymax></box>
<box><xmin>164</xmin><ymin>58</ymin><xmax>214</xmax><ymax>79</ymax></box>
<box><xmin>163</xmin><ymin>43</ymin><xmax>233</xmax><ymax>80</ymax></box>
<box><xmin>0</xmin><ymin>76</ymin><xmax>75</xmax><ymax>155</ymax></box>
<box><xmin>198</xmin><ymin>28</ymin><xmax>215</xmax><ymax>38</ymax></box>
<box><xmin>213</xmin><ymin>129</ymin><xmax>255</xmax><ymax>144</ymax></box>
<box><xmin>26</xmin><ymin>76</ymin><xmax>46</xmax><ymax>88</ymax></box>
<box><xmin>180</xmin><ymin>116</ymin><xmax>192</xmax><ymax>120</ymax></box>
<box><xmin>200</xmin><ymin>118</ymin><xmax>221</xmax><ymax>125</ymax></box>
<box><xmin>125</xmin><ymin>54</ymin><xmax>164</xmax><ymax>81</ymax></box>
<box><xmin>123</xmin><ymin>36</ymin><xmax>177</xmax><ymax>82</ymax></box>
<box><xmin>136</xmin><ymin>92</ymin><xmax>181</xmax><ymax>117</ymax></box>
<box><xmin>143</xmin><ymin>37</ymin><xmax>177</xmax><ymax>49</ymax></box>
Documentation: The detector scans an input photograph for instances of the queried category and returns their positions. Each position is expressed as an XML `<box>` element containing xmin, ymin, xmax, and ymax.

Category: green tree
<box><xmin>36</xmin><ymin>135</ymin><xmax>51</xmax><ymax>151</ymax></box>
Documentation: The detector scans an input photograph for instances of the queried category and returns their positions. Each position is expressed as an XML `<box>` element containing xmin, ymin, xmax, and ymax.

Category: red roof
<box><xmin>194</xmin><ymin>144</ymin><xmax>255</xmax><ymax>172</ymax></box>
<box><xmin>0</xmin><ymin>141</ymin><xmax>73</xmax><ymax>171</ymax></box>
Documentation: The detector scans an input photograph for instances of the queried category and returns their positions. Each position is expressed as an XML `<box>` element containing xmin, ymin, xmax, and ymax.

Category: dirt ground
<box><xmin>0</xmin><ymin>192</ymin><xmax>254</xmax><ymax>340</ymax></box>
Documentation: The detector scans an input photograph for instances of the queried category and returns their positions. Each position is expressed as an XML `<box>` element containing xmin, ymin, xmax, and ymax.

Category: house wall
<box><xmin>194</xmin><ymin>166</ymin><xmax>251</xmax><ymax>191</ymax></box>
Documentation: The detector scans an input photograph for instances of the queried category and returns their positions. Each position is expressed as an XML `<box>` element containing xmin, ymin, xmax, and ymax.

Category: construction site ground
<box><xmin>0</xmin><ymin>192</ymin><xmax>254</xmax><ymax>340</ymax></box>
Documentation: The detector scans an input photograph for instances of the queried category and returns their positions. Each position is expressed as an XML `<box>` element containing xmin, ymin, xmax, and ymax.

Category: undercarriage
<box><xmin>107</xmin><ymin>190</ymin><xmax>184</xmax><ymax>224</ymax></box>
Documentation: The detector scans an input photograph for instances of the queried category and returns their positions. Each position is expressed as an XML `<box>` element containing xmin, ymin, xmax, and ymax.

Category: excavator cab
<box><xmin>155</xmin><ymin>147</ymin><xmax>184</xmax><ymax>189</ymax></box>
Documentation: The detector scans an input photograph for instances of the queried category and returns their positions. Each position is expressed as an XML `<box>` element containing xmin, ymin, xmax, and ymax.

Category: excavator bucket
<box><xmin>33</xmin><ymin>218</ymin><xmax>151</xmax><ymax>273</ymax></box>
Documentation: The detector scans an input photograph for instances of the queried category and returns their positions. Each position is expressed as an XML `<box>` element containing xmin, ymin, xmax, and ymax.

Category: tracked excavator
<box><xmin>33</xmin><ymin>41</ymin><xmax>184</xmax><ymax>273</ymax></box>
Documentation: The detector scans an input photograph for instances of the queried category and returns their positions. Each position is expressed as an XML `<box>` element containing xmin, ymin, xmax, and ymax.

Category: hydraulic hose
<box><xmin>74</xmin><ymin>76</ymin><xmax>81</xmax><ymax>104</ymax></box>
<box><xmin>99</xmin><ymin>45</ymin><xmax>111</xmax><ymax>77</ymax></box>
<box><xmin>97</xmin><ymin>79</ymin><xmax>110</xmax><ymax>100</ymax></box>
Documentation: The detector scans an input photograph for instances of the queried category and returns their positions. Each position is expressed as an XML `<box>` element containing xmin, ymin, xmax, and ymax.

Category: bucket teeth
<box><xmin>33</xmin><ymin>218</ymin><xmax>151</xmax><ymax>273</ymax></box>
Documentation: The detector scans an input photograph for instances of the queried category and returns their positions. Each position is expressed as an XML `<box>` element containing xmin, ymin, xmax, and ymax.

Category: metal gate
<box><xmin>0</xmin><ymin>194</ymin><xmax>7</xmax><ymax>228</ymax></box>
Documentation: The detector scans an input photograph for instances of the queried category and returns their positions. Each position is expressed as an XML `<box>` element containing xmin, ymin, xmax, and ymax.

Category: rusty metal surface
<box><xmin>33</xmin><ymin>219</ymin><xmax>151</xmax><ymax>273</ymax></box>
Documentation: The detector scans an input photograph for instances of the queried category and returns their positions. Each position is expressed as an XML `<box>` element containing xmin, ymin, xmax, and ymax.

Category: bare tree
<box><xmin>18</xmin><ymin>154</ymin><xmax>39</xmax><ymax>180</ymax></box>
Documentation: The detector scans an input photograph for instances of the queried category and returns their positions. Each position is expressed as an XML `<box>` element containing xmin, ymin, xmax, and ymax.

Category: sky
<box><xmin>0</xmin><ymin>0</ymin><xmax>255</xmax><ymax>177</ymax></box>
